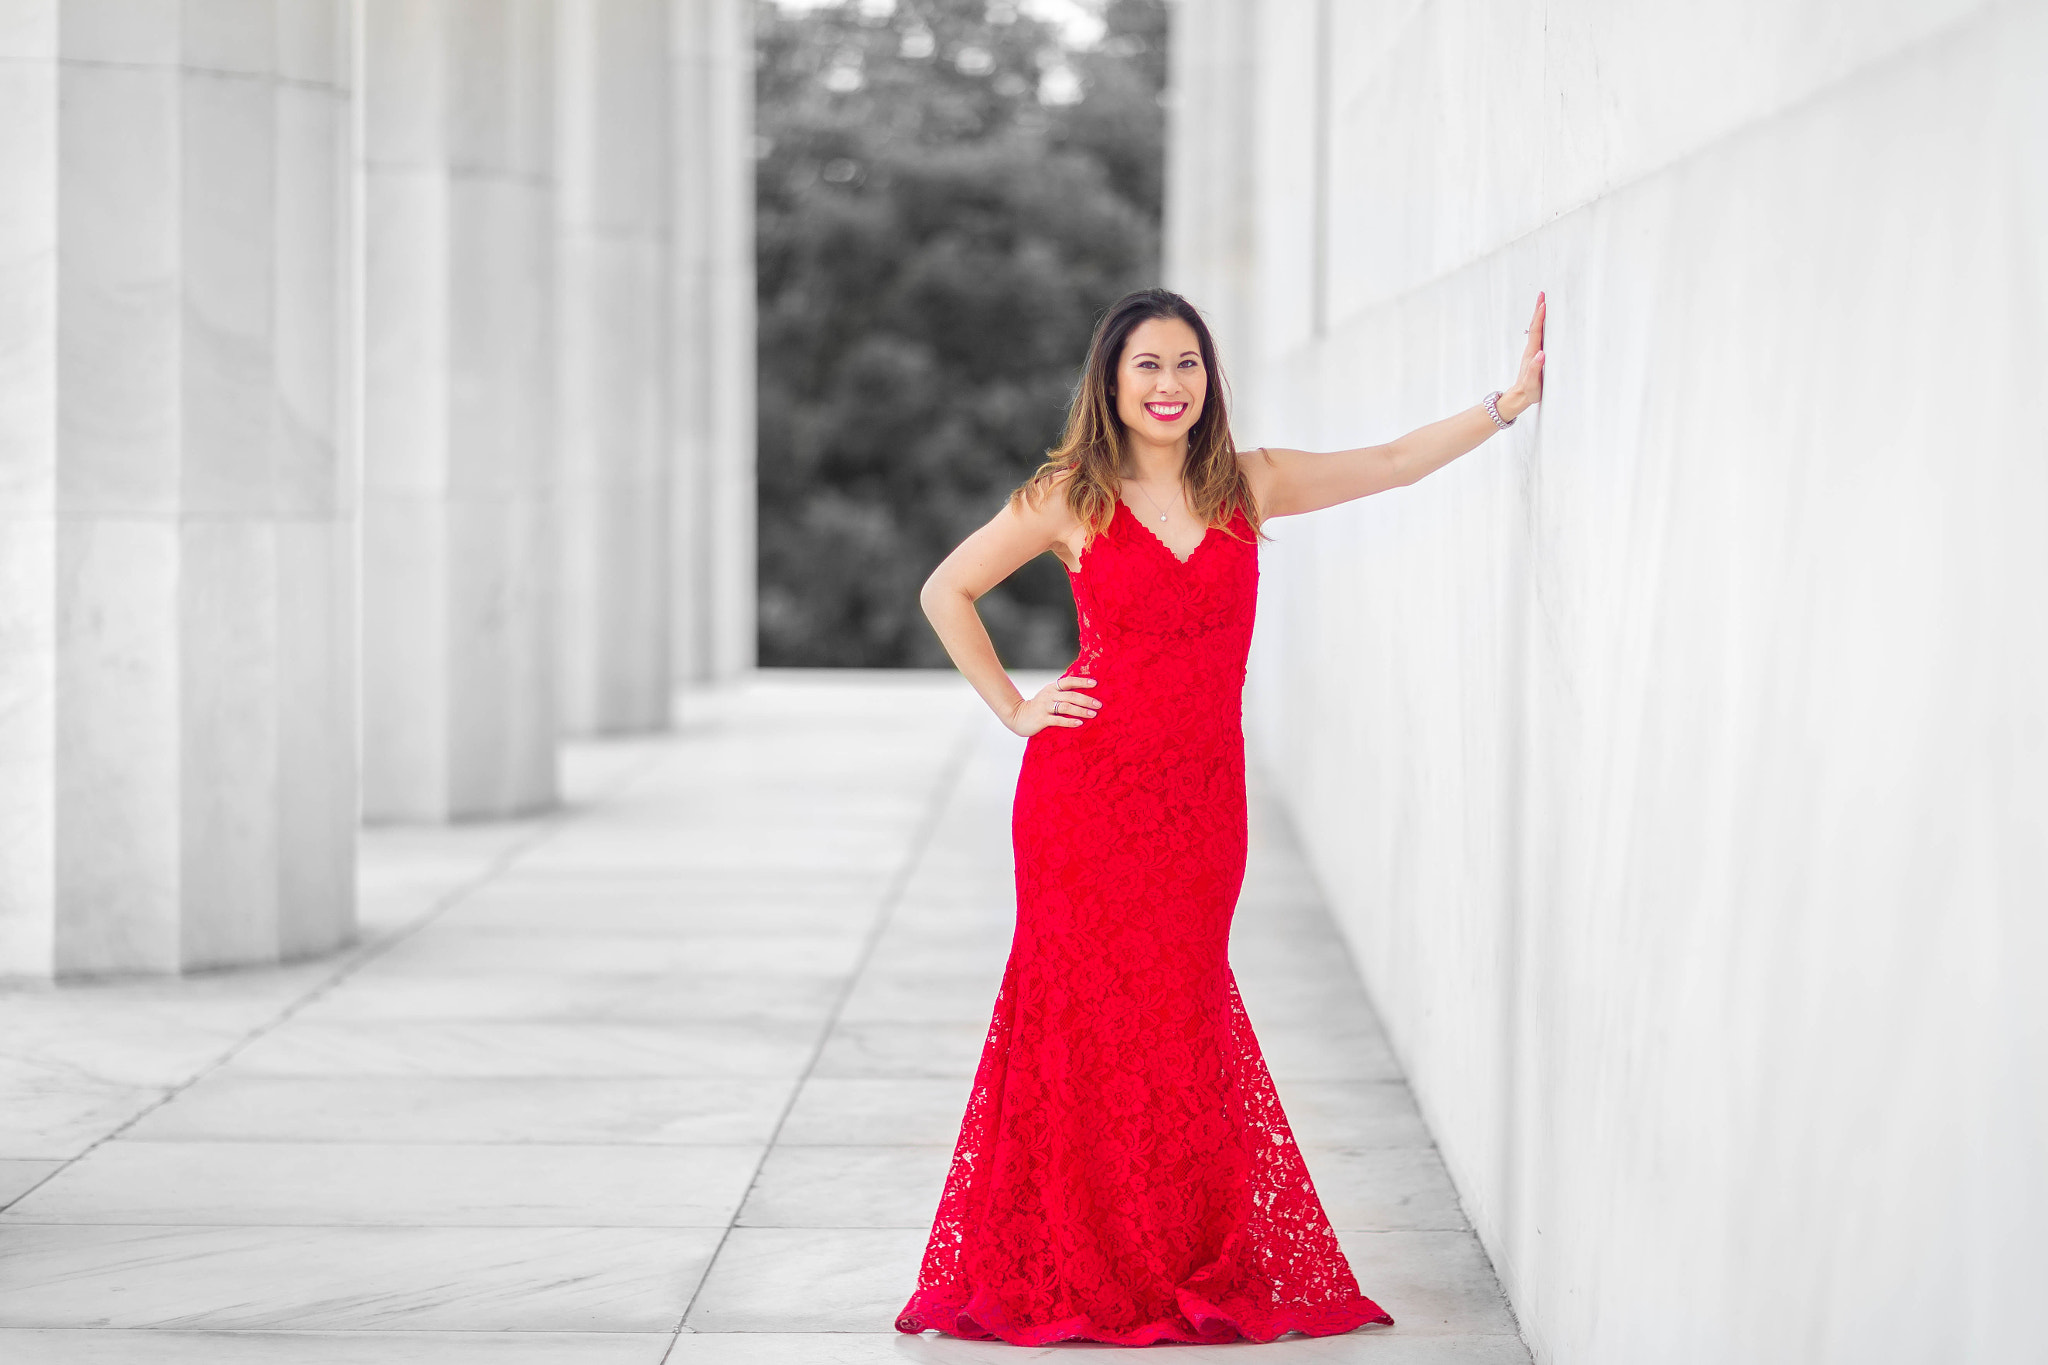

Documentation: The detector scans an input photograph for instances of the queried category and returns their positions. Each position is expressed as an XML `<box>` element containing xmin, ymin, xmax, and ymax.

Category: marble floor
<box><xmin>0</xmin><ymin>671</ymin><xmax>1531</xmax><ymax>1363</ymax></box>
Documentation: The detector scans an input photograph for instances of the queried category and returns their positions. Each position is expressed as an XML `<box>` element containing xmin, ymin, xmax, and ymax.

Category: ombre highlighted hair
<box><xmin>1009</xmin><ymin>289</ymin><xmax>1264</xmax><ymax>546</ymax></box>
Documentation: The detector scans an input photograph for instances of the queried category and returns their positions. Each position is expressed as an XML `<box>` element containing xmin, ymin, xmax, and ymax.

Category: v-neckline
<box><xmin>1116</xmin><ymin>497</ymin><xmax>1216</xmax><ymax>567</ymax></box>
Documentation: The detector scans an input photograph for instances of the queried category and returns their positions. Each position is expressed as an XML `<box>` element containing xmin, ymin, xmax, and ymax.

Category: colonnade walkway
<box><xmin>0</xmin><ymin>673</ymin><xmax>1529</xmax><ymax>1363</ymax></box>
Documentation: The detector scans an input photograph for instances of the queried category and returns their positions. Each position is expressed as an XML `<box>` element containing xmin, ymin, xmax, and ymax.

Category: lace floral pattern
<box><xmin>895</xmin><ymin>499</ymin><xmax>1394</xmax><ymax>1345</ymax></box>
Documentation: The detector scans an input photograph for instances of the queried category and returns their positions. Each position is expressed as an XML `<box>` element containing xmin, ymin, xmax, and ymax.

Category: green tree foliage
<box><xmin>756</xmin><ymin>0</ymin><xmax>1167</xmax><ymax>667</ymax></box>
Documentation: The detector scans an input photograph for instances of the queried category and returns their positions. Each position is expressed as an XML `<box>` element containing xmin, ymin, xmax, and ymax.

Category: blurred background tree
<box><xmin>755</xmin><ymin>0</ymin><xmax>1168</xmax><ymax>667</ymax></box>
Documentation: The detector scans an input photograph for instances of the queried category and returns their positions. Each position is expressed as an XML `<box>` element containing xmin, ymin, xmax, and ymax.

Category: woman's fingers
<box><xmin>1511</xmin><ymin>293</ymin><xmax>1546</xmax><ymax>403</ymax></box>
<box><xmin>1047</xmin><ymin>677</ymin><xmax>1100</xmax><ymax>712</ymax></box>
<box><xmin>1037</xmin><ymin>675</ymin><xmax>1099</xmax><ymax>727</ymax></box>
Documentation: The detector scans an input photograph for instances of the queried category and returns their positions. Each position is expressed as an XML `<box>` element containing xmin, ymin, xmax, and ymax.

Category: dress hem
<box><xmin>893</xmin><ymin>1286</ymin><xmax>1395</xmax><ymax>1347</ymax></box>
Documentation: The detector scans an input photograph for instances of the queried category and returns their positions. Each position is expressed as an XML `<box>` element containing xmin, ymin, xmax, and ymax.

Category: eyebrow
<box><xmin>1131</xmin><ymin>351</ymin><xmax>1201</xmax><ymax>360</ymax></box>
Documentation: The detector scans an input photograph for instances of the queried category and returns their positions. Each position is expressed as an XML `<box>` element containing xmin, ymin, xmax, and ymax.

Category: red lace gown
<box><xmin>895</xmin><ymin>497</ymin><xmax>1395</xmax><ymax>1345</ymax></box>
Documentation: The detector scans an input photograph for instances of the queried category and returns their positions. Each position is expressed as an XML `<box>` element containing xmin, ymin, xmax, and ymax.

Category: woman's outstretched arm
<box><xmin>1244</xmin><ymin>292</ymin><xmax>1546</xmax><ymax>518</ymax></box>
<box><xmin>919</xmin><ymin>480</ymin><xmax>1103</xmax><ymax>738</ymax></box>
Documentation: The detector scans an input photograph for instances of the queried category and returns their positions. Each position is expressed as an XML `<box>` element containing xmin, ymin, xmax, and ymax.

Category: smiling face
<box><xmin>1111</xmin><ymin>316</ymin><xmax>1207</xmax><ymax>447</ymax></box>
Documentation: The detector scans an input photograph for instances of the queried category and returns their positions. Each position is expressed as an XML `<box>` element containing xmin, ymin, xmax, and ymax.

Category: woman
<box><xmin>896</xmin><ymin>287</ymin><xmax>1547</xmax><ymax>1345</ymax></box>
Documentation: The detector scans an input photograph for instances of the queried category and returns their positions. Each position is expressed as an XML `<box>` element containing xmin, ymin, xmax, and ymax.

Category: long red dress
<box><xmin>894</xmin><ymin>496</ymin><xmax>1395</xmax><ymax>1345</ymax></box>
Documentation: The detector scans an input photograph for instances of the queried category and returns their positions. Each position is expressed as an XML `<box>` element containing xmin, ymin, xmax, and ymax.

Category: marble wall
<box><xmin>1168</xmin><ymin>2</ymin><xmax>2047</xmax><ymax>1362</ymax></box>
<box><xmin>0</xmin><ymin>3</ymin><xmax>358</xmax><ymax>976</ymax></box>
<box><xmin>0</xmin><ymin>0</ymin><xmax>758</xmax><ymax>975</ymax></box>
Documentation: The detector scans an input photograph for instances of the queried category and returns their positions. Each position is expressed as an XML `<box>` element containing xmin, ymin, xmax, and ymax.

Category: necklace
<box><xmin>1129</xmin><ymin>478</ymin><xmax>1175</xmax><ymax>524</ymax></box>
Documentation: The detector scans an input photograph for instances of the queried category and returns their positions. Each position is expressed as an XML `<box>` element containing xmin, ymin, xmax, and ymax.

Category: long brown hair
<box><xmin>1009</xmin><ymin>289</ymin><xmax>1263</xmax><ymax>546</ymax></box>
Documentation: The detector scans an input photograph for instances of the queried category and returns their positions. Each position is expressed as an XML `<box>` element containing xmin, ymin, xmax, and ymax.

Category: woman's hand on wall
<box><xmin>1500</xmin><ymin>292</ymin><xmax>1546</xmax><ymax>421</ymax></box>
<box><xmin>1240</xmin><ymin>291</ymin><xmax>1550</xmax><ymax>516</ymax></box>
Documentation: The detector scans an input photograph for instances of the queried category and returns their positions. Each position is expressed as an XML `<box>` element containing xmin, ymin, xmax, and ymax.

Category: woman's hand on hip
<box><xmin>1007</xmin><ymin>675</ymin><xmax>1100</xmax><ymax>737</ymax></box>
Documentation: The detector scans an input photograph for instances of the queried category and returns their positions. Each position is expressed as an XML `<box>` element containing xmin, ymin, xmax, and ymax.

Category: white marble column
<box><xmin>669</xmin><ymin>0</ymin><xmax>756</xmax><ymax>684</ymax></box>
<box><xmin>360</xmin><ymin>0</ymin><xmax>559</xmax><ymax>820</ymax></box>
<box><xmin>555</xmin><ymin>0</ymin><xmax>673</xmax><ymax>734</ymax></box>
<box><xmin>1163</xmin><ymin>0</ymin><xmax>1259</xmax><ymax>381</ymax></box>
<box><xmin>0</xmin><ymin>4</ymin><xmax>357</xmax><ymax>977</ymax></box>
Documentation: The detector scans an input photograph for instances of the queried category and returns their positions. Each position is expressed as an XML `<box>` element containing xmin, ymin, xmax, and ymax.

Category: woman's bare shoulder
<box><xmin>1015</xmin><ymin>467</ymin><xmax>1089</xmax><ymax>568</ymax></box>
<box><xmin>1235</xmin><ymin>444</ymin><xmax>1281</xmax><ymax>504</ymax></box>
<box><xmin>1016</xmin><ymin>465</ymin><xmax>1084</xmax><ymax>513</ymax></box>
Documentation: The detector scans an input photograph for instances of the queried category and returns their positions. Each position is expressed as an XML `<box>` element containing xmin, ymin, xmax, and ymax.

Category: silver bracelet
<box><xmin>1483</xmin><ymin>391</ymin><xmax>1515</xmax><ymax>430</ymax></box>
